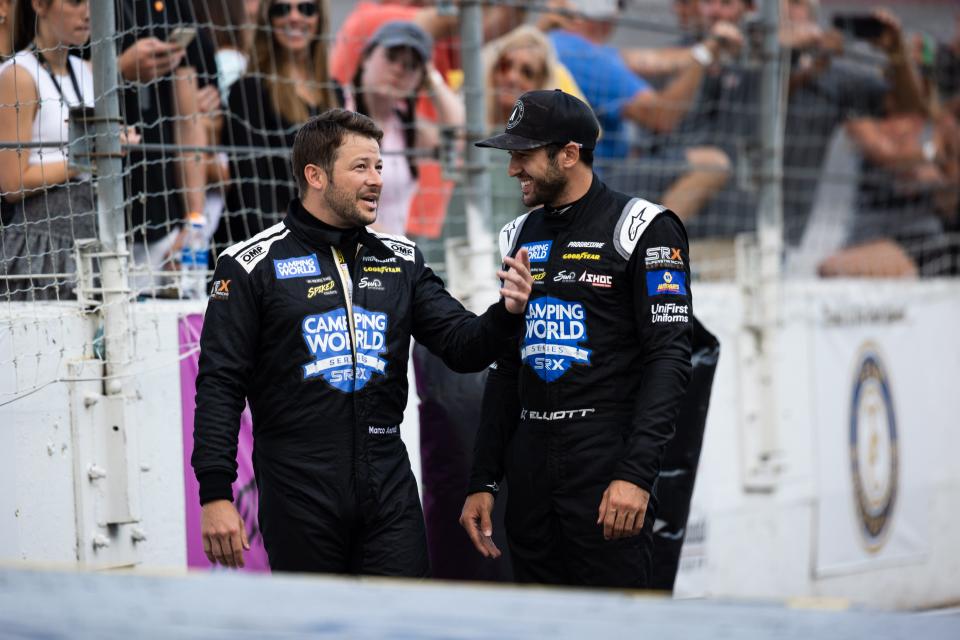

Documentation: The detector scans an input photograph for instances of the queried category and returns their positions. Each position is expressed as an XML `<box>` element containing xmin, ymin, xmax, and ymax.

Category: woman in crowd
<box><xmin>349</xmin><ymin>21</ymin><xmax>464</xmax><ymax>237</ymax></box>
<box><xmin>216</xmin><ymin>0</ymin><xmax>340</xmax><ymax>251</ymax></box>
<box><xmin>476</xmin><ymin>25</ymin><xmax>586</xmax><ymax>230</ymax></box>
<box><xmin>0</xmin><ymin>0</ymin><xmax>95</xmax><ymax>300</ymax></box>
<box><xmin>483</xmin><ymin>25</ymin><xmax>585</xmax><ymax>130</ymax></box>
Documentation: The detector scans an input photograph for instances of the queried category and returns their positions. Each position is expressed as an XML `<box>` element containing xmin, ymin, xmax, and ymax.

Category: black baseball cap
<box><xmin>476</xmin><ymin>89</ymin><xmax>600</xmax><ymax>151</ymax></box>
<box><xmin>366</xmin><ymin>21</ymin><xmax>433</xmax><ymax>63</ymax></box>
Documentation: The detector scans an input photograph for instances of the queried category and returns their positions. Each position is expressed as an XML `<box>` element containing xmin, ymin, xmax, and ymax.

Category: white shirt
<box><xmin>0</xmin><ymin>49</ymin><xmax>95</xmax><ymax>167</ymax></box>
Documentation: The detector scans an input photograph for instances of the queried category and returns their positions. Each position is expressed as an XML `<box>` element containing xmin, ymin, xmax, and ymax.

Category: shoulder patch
<box><xmin>372</xmin><ymin>231</ymin><xmax>416</xmax><ymax>263</ymax></box>
<box><xmin>220</xmin><ymin>223</ymin><xmax>290</xmax><ymax>274</ymax></box>
<box><xmin>499</xmin><ymin>212</ymin><xmax>531</xmax><ymax>260</ymax></box>
<box><xmin>613</xmin><ymin>198</ymin><xmax>665</xmax><ymax>260</ymax></box>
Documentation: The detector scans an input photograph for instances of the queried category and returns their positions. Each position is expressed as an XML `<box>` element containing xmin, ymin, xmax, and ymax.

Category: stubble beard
<box><xmin>324</xmin><ymin>179</ymin><xmax>376</xmax><ymax>228</ymax></box>
<box><xmin>523</xmin><ymin>157</ymin><xmax>568</xmax><ymax>208</ymax></box>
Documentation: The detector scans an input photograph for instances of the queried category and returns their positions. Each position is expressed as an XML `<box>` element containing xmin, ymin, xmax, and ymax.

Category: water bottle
<box><xmin>179</xmin><ymin>212</ymin><xmax>209</xmax><ymax>299</ymax></box>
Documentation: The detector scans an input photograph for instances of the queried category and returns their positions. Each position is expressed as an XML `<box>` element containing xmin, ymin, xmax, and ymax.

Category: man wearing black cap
<box><xmin>460</xmin><ymin>90</ymin><xmax>694</xmax><ymax>588</ymax></box>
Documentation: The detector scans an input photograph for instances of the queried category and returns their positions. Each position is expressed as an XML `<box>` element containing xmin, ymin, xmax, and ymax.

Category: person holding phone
<box><xmin>116</xmin><ymin>0</ymin><xmax>219</xmax><ymax>296</ymax></box>
<box><xmin>0</xmin><ymin>0</ymin><xmax>96</xmax><ymax>300</ymax></box>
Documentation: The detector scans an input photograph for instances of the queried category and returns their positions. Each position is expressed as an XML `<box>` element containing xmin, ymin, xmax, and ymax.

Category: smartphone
<box><xmin>831</xmin><ymin>14</ymin><xmax>887</xmax><ymax>41</ymax></box>
<box><xmin>167</xmin><ymin>26</ymin><xmax>196</xmax><ymax>48</ymax></box>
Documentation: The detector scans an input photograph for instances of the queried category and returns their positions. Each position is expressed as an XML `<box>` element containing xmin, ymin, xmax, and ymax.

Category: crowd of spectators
<box><xmin>1</xmin><ymin>0</ymin><xmax>958</xmax><ymax>301</ymax></box>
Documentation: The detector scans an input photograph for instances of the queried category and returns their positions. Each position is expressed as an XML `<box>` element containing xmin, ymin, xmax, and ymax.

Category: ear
<box><xmin>303</xmin><ymin>163</ymin><xmax>327</xmax><ymax>192</ymax></box>
<box><xmin>560</xmin><ymin>143</ymin><xmax>581</xmax><ymax>170</ymax></box>
<box><xmin>31</xmin><ymin>0</ymin><xmax>46</xmax><ymax>18</ymax></box>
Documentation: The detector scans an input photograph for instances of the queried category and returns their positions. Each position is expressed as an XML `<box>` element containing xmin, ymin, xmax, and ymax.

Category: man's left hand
<box><xmin>597</xmin><ymin>479</ymin><xmax>650</xmax><ymax>541</ymax></box>
<box><xmin>499</xmin><ymin>247</ymin><xmax>533</xmax><ymax>314</ymax></box>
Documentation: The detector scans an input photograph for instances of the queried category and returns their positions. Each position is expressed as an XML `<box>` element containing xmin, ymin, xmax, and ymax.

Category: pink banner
<box><xmin>179</xmin><ymin>313</ymin><xmax>270</xmax><ymax>571</ymax></box>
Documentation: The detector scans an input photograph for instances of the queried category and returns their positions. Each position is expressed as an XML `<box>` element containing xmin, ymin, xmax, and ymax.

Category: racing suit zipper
<box><xmin>332</xmin><ymin>246</ymin><xmax>361</xmax><ymax>489</ymax></box>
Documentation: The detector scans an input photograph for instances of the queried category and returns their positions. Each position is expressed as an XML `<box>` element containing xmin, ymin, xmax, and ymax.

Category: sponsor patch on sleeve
<box><xmin>274</xmin><ymin>254</ymin><xmax>321</xmax><ymax>279</ymax></box>
<box><xmin>381</xmin><ymin>238</ymin><xmax>415</xmax><ymax>262</ymax></box>
<box><xmin>646</xmin><ymin>269</ymin><xmax>687</xmax><ymax>296</ymax></box>
<box><xmin>209</xmin><ymin>279</ymin><xmax>231</xmax><ymax>300</ymax></box>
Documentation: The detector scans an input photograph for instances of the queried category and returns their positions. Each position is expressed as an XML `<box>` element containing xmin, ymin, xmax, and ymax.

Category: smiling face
<box><xmin>507</xmin><ymin>146</ymin><xmax>569</xmax><ymax>208</ymax></box>
<box><xmin>268</xmin><ymin>0</ymin><xmax>319</xmax><ymax>55</ymax></box>
<box><xmin>492</xmin><ymin>46</ymin><xmax>547</xmax><ymax>113</ymax></box>
<box><xmin>36</xmin><ymin>0</ymin><xmax>91</xmax><ymax>48</ymax></box>
<box><xmin>362</xmin><ymin>44</ymin><xmax>425</xmax><ymax>98</ymax></box>
<box><xmin>322</xmin><ymin>133</ymin><xmax>383</xmax><ymax>227</ymax></box>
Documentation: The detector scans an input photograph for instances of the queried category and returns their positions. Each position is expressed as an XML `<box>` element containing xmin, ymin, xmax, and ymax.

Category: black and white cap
<box><xmin>476</xmin><ymin>89</ymin><xmax>600</xmax><ymax>151</ymax></box>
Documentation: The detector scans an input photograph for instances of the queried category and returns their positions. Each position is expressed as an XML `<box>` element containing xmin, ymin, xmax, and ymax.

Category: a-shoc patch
<box><xmin>651</xmin><ymin>302</ymin><xmax>689</xmax><ymax>323</ymax></box>
<box><xmin>645</xmin><ymin>246</ymin><xmax>684</xmax><ymax>270</ymax></box>
<box><xmin>578</xmin><ymin>271</ymin><xmax>612</xmax><ymax>288</ymax></box>
<box><xmin>521</xmin><ymin>240</ymin><xmax>552</xmax><ymax>263</ymax></box>
<box><xmin>274</xmin><ymin>254</ymin><xmax>321</xmax><ymax>279</ymax></box>
<box><xmin>646</xmin><ymin>270</ymin><xmax>687</xmax><ymax>296</ymax></box>
<box><xmin>522</xmin><ymin>296</ymin><xmax>592</xmax><ymax>382</ymax></box>
<box><xmin>301</xmin><ymin>306</ymin><xmax>388</xmax><ymax>392</ymax></box>
<box><xmin>209</xmin><ymin>279</ymin><xmax>230</xmax><ymax>300</ymax></box>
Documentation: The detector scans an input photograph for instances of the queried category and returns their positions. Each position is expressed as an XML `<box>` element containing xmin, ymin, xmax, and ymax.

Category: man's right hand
<box><xmin>119</xmin><ymin>38</ymin><xmax>186</xmax><ymax>83</ymax></box>
<box><xmin>459</xmin><ymin>492</ymin><xmax>501</xmax><ymax>559</ymax></box>
<box><xmin>200</xmin><ymin>499</ymin><xmax>250</xmax><ymax>568</ymax></box>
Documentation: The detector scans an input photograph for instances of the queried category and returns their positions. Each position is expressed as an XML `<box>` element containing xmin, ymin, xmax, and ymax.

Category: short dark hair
<box><xmin>292</xmin><ymin>109</ymin><xmax>384</xmax><ymax>196</ymax></box>
<box><xmin>544</xmin><ymin>142</ymin><xmax>594</xmax><ymax>168</ymax></box>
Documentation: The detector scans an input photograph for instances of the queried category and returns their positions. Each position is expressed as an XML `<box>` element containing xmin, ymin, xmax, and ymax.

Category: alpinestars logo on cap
<box><xmin>506</xmin><ymin>99</ymin><xmax>524</xmax><ymax>130</ymax></box>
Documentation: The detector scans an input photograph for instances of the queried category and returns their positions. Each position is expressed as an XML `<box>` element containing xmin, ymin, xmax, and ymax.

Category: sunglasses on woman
<box><xmin>268</xmin><ymin>1</ymin><xmax>318</xmax><ymax>19</ymax></box>
<box><xmin>496</xmin><ymin>57</ymin><xmax>542</xmax><ymax>82</ymax></box>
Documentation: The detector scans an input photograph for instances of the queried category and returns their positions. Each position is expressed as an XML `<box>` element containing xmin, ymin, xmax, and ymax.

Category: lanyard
<box><xmin>31</xmin><ymin>43</ymin><xmax>83</xmax><ymax>104</ymax></box>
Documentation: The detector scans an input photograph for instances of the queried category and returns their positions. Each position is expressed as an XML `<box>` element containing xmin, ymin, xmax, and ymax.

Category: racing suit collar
<box><xmin>283</xmin><ymin>198</ymin><xmax>393</xmax><ymax>260</ymax></box>
<box><xmin>542</xmin><ymin>173</ymin><xmax>602</xmax><ymax>221</ymax></box>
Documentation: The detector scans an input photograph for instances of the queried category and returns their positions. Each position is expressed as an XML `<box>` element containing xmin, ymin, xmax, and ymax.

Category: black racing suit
<box><xmin>192</xmin><ymin>199</ymin><xmax>521</xmax><ymax>576</ymax></box>
<box><xmin>468</xmin><ymin>175</ymin><xmax>693</xmax><ymax>587</ymax></box>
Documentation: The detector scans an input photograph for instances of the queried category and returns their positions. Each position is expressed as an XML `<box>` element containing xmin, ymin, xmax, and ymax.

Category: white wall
<box><xmin>3</xmin><ymin>280</ymin><xmax>959</xmax><ymax>608</ymax></box>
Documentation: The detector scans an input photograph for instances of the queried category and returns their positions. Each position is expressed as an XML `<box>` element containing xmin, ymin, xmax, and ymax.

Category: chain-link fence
<box><xmin>1</xmin><ymin>0</ymin><xmax>959</xmax><ymax>405</ymax></box>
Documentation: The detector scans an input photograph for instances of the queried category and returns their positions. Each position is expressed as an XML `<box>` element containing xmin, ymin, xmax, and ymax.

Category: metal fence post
<box><xmin>740</xmin><ymin>0</ymin><xmax>786</xmax><ymax>491</ymax></box>
<box><xmin>458</xmin><ymin>0</ymin><xmax>497</xmax><ymax>312</ymax></box>
<box><xmin>70</xmin><ymin>0</ymin><xmax>142</xmax><ymax>565</ymax></box>
<box><xmin>91</xmin><ymin>0</ymin><xmax>133</xmax><ymax>389</ymax></box>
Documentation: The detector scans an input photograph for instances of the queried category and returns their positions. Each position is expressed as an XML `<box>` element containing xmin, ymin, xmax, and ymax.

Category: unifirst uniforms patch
<box><xmin>646</xmin><ymin>270</ymin><xmax>687</xmax><ymax>296</ymax></box>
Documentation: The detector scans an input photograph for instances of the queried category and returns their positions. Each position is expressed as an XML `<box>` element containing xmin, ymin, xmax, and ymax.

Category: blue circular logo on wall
<box><xmin>849</xmin><ymin>345</ymin><xmax>898</xmax><ymax>552</ymax></box>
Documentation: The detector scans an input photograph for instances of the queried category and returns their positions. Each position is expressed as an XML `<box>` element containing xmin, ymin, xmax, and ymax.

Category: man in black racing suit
<box><xmin>192</xmin><ymin>109</ymin><xmax>532</xmax><ymax>575</ymax></box>
<box><xmin>460</xmin><ymin>90</ymin><xmax>693</xmax><ymax>587</ymax></box>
